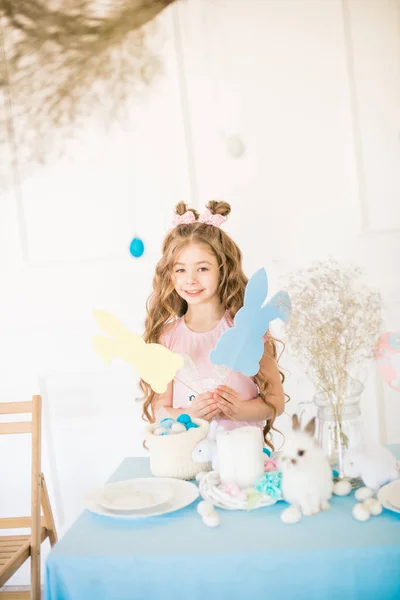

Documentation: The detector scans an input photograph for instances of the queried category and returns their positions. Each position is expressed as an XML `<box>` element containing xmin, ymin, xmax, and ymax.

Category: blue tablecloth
<box><xmin>45</xmin><ymin>446</ymin><xmax>400</xmax><ymax>600</ymax></box>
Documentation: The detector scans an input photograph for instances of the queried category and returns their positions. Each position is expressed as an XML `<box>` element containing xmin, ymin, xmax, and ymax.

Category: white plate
<box><xmin>99</xmin><ymin>479</ymin><xmax>173</xmax><ymax>512</ymax></box>
<box><xmin>85</xmin><ymin>477</ymin><xmax>199</xmax><ymax>519</ymax></box>
<box><xmin>378</xmin><ymin>480</ymin><xmax>400</xmax><ymax>513</ymax></box>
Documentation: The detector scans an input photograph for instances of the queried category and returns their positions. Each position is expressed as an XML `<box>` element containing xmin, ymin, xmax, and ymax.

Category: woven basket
<box><xmin>145</xmin><ymin>419</ymin><xmax>211</xmax><ymax>480</ymax></box>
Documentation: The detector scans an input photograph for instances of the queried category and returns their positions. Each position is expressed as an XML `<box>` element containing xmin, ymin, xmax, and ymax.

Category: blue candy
<box><xmin>185</xmin><ymin>422</ymin><xmax>198</xmax><ymax>430</ymax></box>
<box><xmin>177</xmin><ymin>414</ymin><xmax>192</xmax><ymax>425</ymax></box>
<box><xmin>160</xmin><ymin>418</ymin><xmax>175</xmax><ymax>429</ymax></box>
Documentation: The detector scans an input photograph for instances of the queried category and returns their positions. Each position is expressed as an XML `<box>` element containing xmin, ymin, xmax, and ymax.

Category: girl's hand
<box><xmin>190</xmin><ymin>392</ymin><xmax>220</xmax><ymax>421</ymax></box>
<box><xmin>213</xmin><ymin>385</ymin><xmax>242</xmax><ymax>419</ymax></box>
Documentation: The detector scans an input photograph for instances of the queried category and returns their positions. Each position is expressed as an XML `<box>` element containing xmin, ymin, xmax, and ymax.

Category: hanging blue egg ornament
<box><xmin>129</xmin><ymin>237</ymin><xmax>144</xmax><ymax>258</ymax></box>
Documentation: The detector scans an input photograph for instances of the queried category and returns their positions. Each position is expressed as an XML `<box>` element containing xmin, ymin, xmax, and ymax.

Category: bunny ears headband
<box><xmin>172</xmin><ymin>208</ymin><xmax>227</xmax><ymax>228</ymax></box>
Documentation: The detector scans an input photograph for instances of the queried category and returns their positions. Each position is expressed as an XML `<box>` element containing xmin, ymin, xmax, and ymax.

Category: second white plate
<box><xmin>378</xmin><ymin>479</ymin><xmax>400</xmax><ymax>513</ymax></box>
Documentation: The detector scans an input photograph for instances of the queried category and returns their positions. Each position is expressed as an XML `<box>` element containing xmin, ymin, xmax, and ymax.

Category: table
<box><xmin>45</xmin><ymin>446</ymin><xmax>400</xmax><ymax>600</ymax></box>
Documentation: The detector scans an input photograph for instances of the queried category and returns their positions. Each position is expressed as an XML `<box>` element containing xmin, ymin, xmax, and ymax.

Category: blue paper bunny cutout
<box><xmin>209</xmin><ymin>268</ymin><xmax>291</xmax><ymax>377</ymax></box>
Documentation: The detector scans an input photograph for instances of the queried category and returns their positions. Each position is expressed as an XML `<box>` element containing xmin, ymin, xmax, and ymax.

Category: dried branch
<box><xmin>0</xmin><ymin>0</ymin><xmax>177</xmax><ymax>172</ymax></box>
<box><xmin>283</xmin><ymin>258</ymin><xmax>382</xmax><ymax>401</ymax></box>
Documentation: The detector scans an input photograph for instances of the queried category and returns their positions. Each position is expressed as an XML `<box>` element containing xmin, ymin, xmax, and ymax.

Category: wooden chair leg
<box><xmin>40</xmin><ymin>475</ymin><xmax>57</xmax><ymax>547</ymax></box>
<box><xmin>30</xmin><ymin>545</ymin><xmax>41</xmax><ymax>600</ymax></box>
<box><xmin>31</xmin><ymin>397</ymin><xmax>42</xmax><ymax>600</ymax></box>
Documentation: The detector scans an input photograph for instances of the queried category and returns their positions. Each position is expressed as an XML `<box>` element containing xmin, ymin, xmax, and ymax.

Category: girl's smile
<box><xmin>172</xmin><ymin>243</ymin><xmax>220</xmax><ymax>306</ymax></box>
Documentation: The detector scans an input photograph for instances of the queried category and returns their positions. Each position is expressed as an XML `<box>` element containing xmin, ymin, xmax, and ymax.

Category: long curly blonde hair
<box><xmin>140</xmin><ymin>200</ymin><xmax>285</xmax><ymax>450</ymax></box>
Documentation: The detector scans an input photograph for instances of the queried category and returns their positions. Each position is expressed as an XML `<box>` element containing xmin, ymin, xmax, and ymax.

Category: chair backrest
<box><xmin>0</xmin><ymin>396</ymin><xmax>42</xmax><ymax>540</ymax></box>
<box><xmin>0</xmin><ymin>399</ymin><xmax>39</xmax><ymax>434</ymax></box>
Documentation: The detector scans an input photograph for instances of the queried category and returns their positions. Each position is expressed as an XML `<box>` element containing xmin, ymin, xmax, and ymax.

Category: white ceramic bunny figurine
<box><xmin>192</xmin><ymin>420</ymin><xmax>223</xmax><ymax>471</ymax></box>
<box><xmin>343</xmin><ymin>445</ymin><xmax>399</xmax><ymax>492</ymax></box>
<box><xmin>279</xmin><ymin>414</ymin><xmax>333</xmax><ymax>523</ymax></box>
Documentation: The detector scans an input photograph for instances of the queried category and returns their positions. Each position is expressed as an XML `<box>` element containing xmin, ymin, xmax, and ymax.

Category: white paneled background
<box><xmin>0</xmin><ymin>0</ymin><xmax>399</xmax><ymax>585</ymax></box>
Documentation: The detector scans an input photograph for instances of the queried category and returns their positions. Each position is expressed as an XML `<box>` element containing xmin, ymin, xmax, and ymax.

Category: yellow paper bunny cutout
<box><xmin>92</xmin><ymin>309</ymin><xmax>184</xmax><ymax>394</ymax></box>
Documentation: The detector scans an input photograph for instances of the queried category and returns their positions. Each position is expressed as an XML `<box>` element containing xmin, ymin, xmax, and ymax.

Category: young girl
<box><xmin>140</xmin><ymin>200</ymin><xmax>285</xmax><ymax>448</ymax></box>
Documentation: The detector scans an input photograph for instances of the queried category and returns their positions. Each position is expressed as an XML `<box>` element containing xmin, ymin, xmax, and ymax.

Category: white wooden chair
<box><xmin>0</xmin><ymin>396</ymin><xmax>57</xmax><ymax>599</ymax></box>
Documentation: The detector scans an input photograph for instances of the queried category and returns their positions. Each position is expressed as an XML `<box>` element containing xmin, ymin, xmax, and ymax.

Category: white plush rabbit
<box><xmin>192</xmin><ymin>420</ymin><xmax>223</xmax><ymax>470</ymax></box>
<box><xmin>343</xmin><ymin>445</ymin><xmax>399</xmax><ymax>492</ymax></box>
<box><xmin>279</xmin><ymin>414</ymin><xmax>333</xmax><ymax>520</ymax></box>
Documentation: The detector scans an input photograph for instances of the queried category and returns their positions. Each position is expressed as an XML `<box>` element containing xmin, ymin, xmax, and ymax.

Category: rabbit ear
<box><xmin>93</xmin><ymin>309</ymin><xmax>133</xmax><ymax>342</ymax></box>
<box><xmin>292</xmin><ymin>414</ymin><xmax>301</xmax><ymax>431</ymax></box>
<box><xmin>304</xmin><ymin>417</ymin><xmax>316</xmax><ymax>437</ymax></box>
<box><xmin>261</xmin><ymin>290</ymin><xmax>292</xmax><ymax>325</ymax></box>
<box><xmin>243</xmin><ymin>268</ymin><xmax>269</xmax><ymax>310</ymax></box>
<box><xmin>208</xmin><ymin>420</ymin><xmax>219</xmax><ymax>440</ymax></box>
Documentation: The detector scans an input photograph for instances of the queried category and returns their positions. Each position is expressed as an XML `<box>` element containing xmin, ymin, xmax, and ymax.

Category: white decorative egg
<box><xmin>226</xmin><ymin>135</ymin><xmax>246</xmax><ymax>158</ymax></box>
<box><xmin>171</xmin><ymin>422</ymin><xmax>187</xmax><ymax>434</ymax></box>
<box><xmin>154</xmin><ymin>427</ymin><xmax>168</xmax><ymax>436</ymax></box>
<box><xmin>333</xmin><ymin>480</ymin><xmax>352</xmax><ymax>496</ymax></box>
<box><xmin>352</xmin><ymin>503</ymin><xmax>371</xmax><ymax>521</ymax></box>
<box><xmin>355</xmin><ymin>487</ymin><xmax>374</xmax><ymax>502</ymax></box>
<box><xmin>364</xmin><ymin>498</ymin><xmax>383</xmax><ymax>516</ymax></box>
<box><xmin>202</xmin><ymin>512</ymin><xmax>220</xmax><ymax>527</ymax></box>
<box><xmin>197</xmin><ymin>501</ymin><xmax>215</xmax><ymax>517</ymax></box>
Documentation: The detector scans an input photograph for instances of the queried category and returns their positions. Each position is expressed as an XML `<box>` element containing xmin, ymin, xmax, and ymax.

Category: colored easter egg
<box><xmin>129</xmin><ymin>237</ymin><xmax>145</xmax><ymax>258</ymax></box>
<box><xmin>160</xmin><ymin>418</ymin><xmax>175</xmax><ymax>429</ymax></box>
<box><xmin>185</xmin><ymin>422</ymin><xmax>198</xmax><ymax>430</ymax></box>
<box><xmin>177</xmin><ymin>414</ymin><xmax>191</xmax><ymax>425</ymax></box>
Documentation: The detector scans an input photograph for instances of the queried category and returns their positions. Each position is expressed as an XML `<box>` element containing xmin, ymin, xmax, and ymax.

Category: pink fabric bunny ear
<box><xmin>199</xmin><ymin>208</ymin><xmax>227</xmax><ymax>227</ymax></box>
<box><xmin>172</xmin><ymin>210</ymin><xmax>196</xmax><ymax>226</ymax></box>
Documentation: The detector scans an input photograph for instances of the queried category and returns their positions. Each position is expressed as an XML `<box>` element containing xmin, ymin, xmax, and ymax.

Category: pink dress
<box><xmin>159</xmin><ymin>311</ymin><xmax>263</xmax><ymax>431</ymax></box>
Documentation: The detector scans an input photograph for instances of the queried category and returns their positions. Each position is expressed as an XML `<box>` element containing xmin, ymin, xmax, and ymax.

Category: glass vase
<box><xmin>313</xmin><ymin>379</ymin><xmax>364</xmax><ymax>481</ymax></box>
